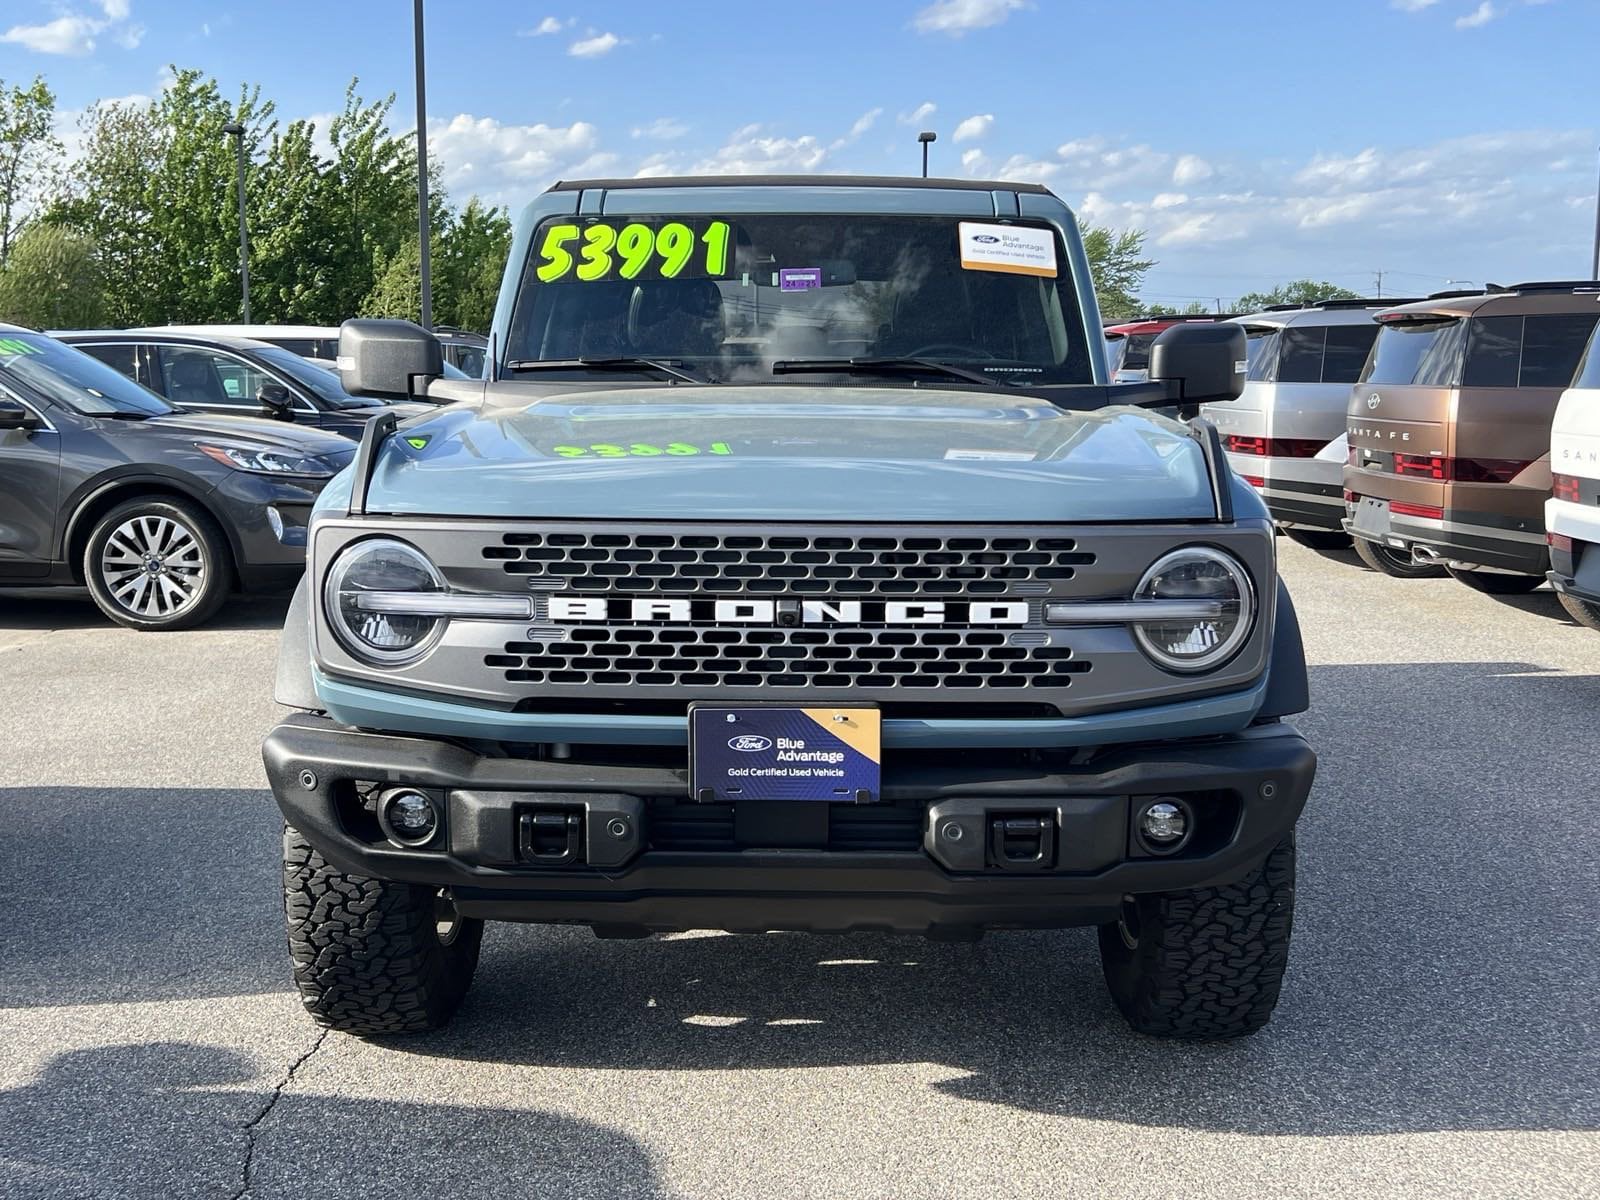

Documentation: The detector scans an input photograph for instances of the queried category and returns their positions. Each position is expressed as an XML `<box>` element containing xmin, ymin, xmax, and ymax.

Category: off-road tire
<box><xmin>1098</xmin><ymin>837</ymin><xmax>1295</xmax><ymax>1040</ymax></box>
<box><xmin>1445</xmin><ymin>566</ymin><xmax>1545</xmax><ymax>595</ymax></box>
<box><xmin>1558</xmin><ymin>591</ymin><xmax>1600</xmax><ymax>631</ymax></box>
<box><xmin>1353</xmin><ymin>536</ymin><xmax>1444</xmax><ymax>579</ymax></box>
<box><xmin>83</xmin><ymin>496</ymin><xmax>231</xmax><ymax>630</ymax></box>
<box><xmin>284</xmin><ymin>826</ymin><xmax>483</xmax><ymax>1035</ymax></box>
<box><xmin>1283</xmin><ymin>527</ymin><xmax>1352</xmax><ymax>552</ymax></box>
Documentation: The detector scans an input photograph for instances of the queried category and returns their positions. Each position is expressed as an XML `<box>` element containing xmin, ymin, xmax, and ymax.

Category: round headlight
<box><xmin>324</xmin><ymin>538</ymin><xmax>445</xmax><ymax>665</ymax></box>
<box><xmin>1131</xmin><ymin>547</ymin><xmax>1255</xmax><ymax>673</ymax></box>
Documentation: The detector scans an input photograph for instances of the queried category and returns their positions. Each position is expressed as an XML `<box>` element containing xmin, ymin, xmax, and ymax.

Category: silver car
<box><xmin>1202</xmin><ymin>299</ymin><xmax>1410</xmax><ymax>551</ymax></box>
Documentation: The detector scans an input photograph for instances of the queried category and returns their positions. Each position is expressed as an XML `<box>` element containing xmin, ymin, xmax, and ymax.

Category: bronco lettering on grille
<box><xmin>547</xmin><ymin>597</ymin><xmax>1030</xmax><ymax>625</ymax></box>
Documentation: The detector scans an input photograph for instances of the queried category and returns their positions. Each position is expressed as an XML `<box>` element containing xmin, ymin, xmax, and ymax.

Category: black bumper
<box><xmin>263</xmin><ymin>714</ymin><xmax>1315</xmax><ymax>935</ymax></box>
<box><xmin>1264</xmin><ymin>480</ymin><xmax>1344</xmax><ymax>531</ymax></box>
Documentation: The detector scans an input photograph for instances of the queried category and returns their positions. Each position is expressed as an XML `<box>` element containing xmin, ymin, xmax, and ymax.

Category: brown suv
<box><xmin>1343</xmin><ymin>282</ymin><xmax>1600</xmax><ymax>592</ymax></box>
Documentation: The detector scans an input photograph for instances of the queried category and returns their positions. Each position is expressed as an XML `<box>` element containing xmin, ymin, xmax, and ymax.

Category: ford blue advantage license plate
<box><xmin>689</xmin><ymin>705</ymin><xmax>881</xmax><ymax>802</ymax></box>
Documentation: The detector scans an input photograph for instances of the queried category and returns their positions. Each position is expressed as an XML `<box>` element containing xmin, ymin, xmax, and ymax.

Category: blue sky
<box><xmin>3</xmin><ymin>0</ymin><xmax>1597</xmax><ymax>307</ymax></box>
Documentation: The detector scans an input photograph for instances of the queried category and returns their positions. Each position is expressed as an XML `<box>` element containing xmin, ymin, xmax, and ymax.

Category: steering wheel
<box><xmin>900</xmin><ymin>343</ymin><xmax>996</xmax><ymax>360</ymax></box>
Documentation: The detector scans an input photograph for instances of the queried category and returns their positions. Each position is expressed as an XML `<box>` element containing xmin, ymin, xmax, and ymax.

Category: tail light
<box><xmin>1450</xmin><ymin>458</ymin><xmax>1533</xmax><ymax>484</ymax></box>
<box><xmin>1391</xmin><ymin>501</ymin><xmax>1444</xmax><ymax>520</ymax></box>
<box><xmin>1394</xmin><ymin>454</ymin><xmax>1447</xmax><ymax>480</ymax></box>
<box><xmin>1553</xmin><ymin>473</ymin><xmax>1582</xmax><ymax>503</ymax></box>
<box><xmin>1343</xmin><ymin>489</ymin><xmax>1358</xmax><ymax>503</ymax></box>
<box><xmin>1225</xmin><ymin>436</ymin><xmax>1268</xmax><ymax>456</ymax></box>
<box><xmin>1548</xmin><ymin>531</ymin><xmax>1574</xmax><ymax>552</ymax></box>
<box><xmin>1224</xmin><ymin>435</ymin><xmax>1324</xmax><ymax>458</ymax></box>
<box><xmin>1241</xmin><ymin>474</ymin><xmax>1266</xmax><ymax>487</ymax></box>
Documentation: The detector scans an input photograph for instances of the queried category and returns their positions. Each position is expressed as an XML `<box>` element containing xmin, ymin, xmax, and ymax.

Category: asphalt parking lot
<box><xmin>2</xmin><ymin>539</ymin><xmax>1597</xmax><ymax>1200</ymax></box>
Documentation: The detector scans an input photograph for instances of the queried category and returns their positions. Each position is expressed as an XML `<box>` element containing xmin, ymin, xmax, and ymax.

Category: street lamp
<box><xmin>220</xmin><ymin>121</ymin><xmax>250</xmax><ymax>323</ymax></box>
<box><xmin>918</xmin><ymin>130</ymin><xmax>937</xmax><ymax>179</ymax></box>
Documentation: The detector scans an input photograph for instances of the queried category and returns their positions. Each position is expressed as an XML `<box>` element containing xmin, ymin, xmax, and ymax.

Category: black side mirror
<box><xmin>338</xmin><ymin>318</ymin><xmax>442</xmax><ymax>401</ymax></box>
<box><xmin>0</xmin><ymin>396</ymin><xmax>41</xmax><ymax>431</ymax></box>
<box><xmin>1148</xmin><ymin>324</ymin><xmax>1247</xmax><ymax>415</ymax></box>
<box><xmin>257</xmin><ymin>382</ymin><xmax>295</xmax><ymax>421</ymax></box>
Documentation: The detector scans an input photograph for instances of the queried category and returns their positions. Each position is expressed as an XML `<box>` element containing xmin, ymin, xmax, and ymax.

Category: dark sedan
<box><xmin>52</xmin><ymin>329</ymin><xmax>427</xmax><ymax>439</ymax></box>
<box><xmin>0</xmin><ymin>326</ymin><xmax>355</xmax><ymax>630</ymax></box>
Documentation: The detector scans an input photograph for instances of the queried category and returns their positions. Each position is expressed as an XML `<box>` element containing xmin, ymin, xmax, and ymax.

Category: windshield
<box><xmin>0</xmin><ymin>332</ymin><xmax>172</xmax><ymax>416</ymax></box>
<box><xmin>254</xmin><ymin>344</ymin><xmax>373</xmax><ymax>408</ymax></box>
<box><xmin>507</xmin><ymin>213</ymin><xmax>1091</xmax><ymax>386</ymax></box>
<box><xmin>1359</xmin><ymin>318</ymin><xmax>1466</xmax><ymax>387</ymax></box>
<box><xmin>1116</xmin><ymin>333</ymin><xmax>1157</xmax><ymax>371</ymax></box>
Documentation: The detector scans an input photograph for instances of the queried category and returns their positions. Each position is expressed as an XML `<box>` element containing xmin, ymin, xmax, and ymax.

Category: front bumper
<box><xmin>263</xmin><ymin>713</ymin><xmax>1315</xmax><ymax>935</ymax></box>
<box><xmin>211</xmin><ymin>472</ymin><xmax>329</xmax><ymax>590</ymax></box>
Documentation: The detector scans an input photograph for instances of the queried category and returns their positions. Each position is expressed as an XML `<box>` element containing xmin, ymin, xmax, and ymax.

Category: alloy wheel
<box><xmin>99</xmin><ymin>514</ymin><xmax>207</xmax><ymax>619</ymax></box>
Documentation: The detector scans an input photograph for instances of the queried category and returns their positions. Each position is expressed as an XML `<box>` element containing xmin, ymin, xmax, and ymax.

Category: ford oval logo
<box><xmin>973</xmin><ymin>234</ymin><xmax>1001</xmax><ymax>244</ymax></box>
<box><xmin>728</xmin><ymin>735</ymin><xmax>773</xmax><ymax>752</ymax></box>
<box><xmin>1367</xmin><ymin>392</ymin><xmax>1381</xmax><ymax>410</ymax></box>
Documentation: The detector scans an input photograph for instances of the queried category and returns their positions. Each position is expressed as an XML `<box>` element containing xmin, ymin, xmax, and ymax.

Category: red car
<box><xmin>1105</xmin><ymin>315</ymin><xmax>1232</xmax><ymax>383</ymax></box>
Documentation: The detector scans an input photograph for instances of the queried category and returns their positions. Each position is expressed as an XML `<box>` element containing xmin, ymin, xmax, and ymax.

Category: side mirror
<box><xmin>338</xmin><ymin>318</ymin><xmax>442</xmax><ymax>401</ymax></box>
<box><xmin>257</xmin><ymin>382</ymin><xmax>295</xmax><ymax>421</ymax></box>
<box><xmin>0</xmin><ymin>396</ymin><xmax>40</xmax><ymax>431</ymax></box>
<box><xmin>1148</xmin><ymin>324</ymin><xmax>1247</xmax><ymax>414</ymax></box>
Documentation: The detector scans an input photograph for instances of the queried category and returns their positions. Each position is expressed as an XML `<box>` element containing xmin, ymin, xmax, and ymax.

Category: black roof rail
<box><xmin>1423</xmin><ymin>288</ymin><xmax>1489</xmax><ymax>301</ymax></box>
<box><xmin>1505</xmin><ymin>280</ymin><xmax>1600</xmax><ymax>295</ymax></box>
<box><xmin>1314</xmin><ymin>296</ymin><xmax>1421</xmax><ymax>310</ymax></box>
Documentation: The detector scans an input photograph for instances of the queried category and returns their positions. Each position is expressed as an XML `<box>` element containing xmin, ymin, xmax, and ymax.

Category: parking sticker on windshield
<box><xmin>778</xmin><ymin>267</ymin><xmax>822</xmax><ymax>292</ymax></box>
<box><xmin>958</xmin><ymin>222</ymin><xmax>1057</xmax><ymax>278</ymax></box>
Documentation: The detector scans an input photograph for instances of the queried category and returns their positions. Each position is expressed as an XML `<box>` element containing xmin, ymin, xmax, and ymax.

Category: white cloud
<box><xmin>522</xmin><ymin>16</ymin><xmax>567</xmax><ymax>36</ymax></box>
<box><xmin>898</xmin><ymin>102</ymin><xmax>937</xmax><ymax>126</ymax></box>
<box><xmin>1390</xmin><ymin>0</ymin><xmax>1439</xmax><ymax>10</ymax></box>
<box><xmin>961</xmin><ymin>148</ymin><xmax>988</xmax><ymax>172</ymax></box>
<box><xmin>847</xmin><ymin>108</ymin><xmax>883</xmax><ymax>139</ymax></box>
<box><xmin>1455</xmin><ymin>1</ymin><xmax>1499</xmax><ymax>27</ymax></box>
<box><xmin>1151</xmin><ymin>192</ymin><xmax>1188</xmax><ymax>209</ymax></box>
<box><xmin>912</xmin><ymin>0</ymin><xmax>1026</xmax><ymax>36</ymax></box>
<box><xmin>951</xmin><ymin>114</ymin><xmax>993</xmax><ymax>143</ymax></box>
<box><xmin>427</xmin><ymin>114</ymin><xmax>607</xmax><ymax>207</ymax></box>
<box><xmin>1172</xmin><ymin>153</ymin><xmax>1214</xmax><ymax>185</ymax></box>
<box><xmin>569</xmin><ymin>31</ymin><xmax>620</xmax><ymax>57</ymax></box>
<box><xmin>632</xmin><ymin>117</ymin><xmax>689</xmax><ymax>141</ymax></box>
<box><xmin>692</xmin><ymin>124</ymin><xmax>828</xmax><ymax>174</ymax></box>
<box><xmin>0</xmin><ymin>0</ymin><xmax>140</xmax><ymax>55</ymax></box>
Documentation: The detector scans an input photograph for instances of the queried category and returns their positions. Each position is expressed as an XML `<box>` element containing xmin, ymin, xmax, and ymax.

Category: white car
<box><xmin>1547</xmin><ymin>331</ymin><xmax>1600</xmax><ymax>629</ymax></box>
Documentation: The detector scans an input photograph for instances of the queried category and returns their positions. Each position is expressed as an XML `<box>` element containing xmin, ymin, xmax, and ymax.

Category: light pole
<box><xmin>414</xmin><ymin>0</ymin><xmax>433</xmax><ymax>330</ymax></box>
<box><xmin>221</xmin><ymin>121</ymin><xmax>250</xmax><ymax>323</ymax></box>
<box><xmin>1591</xmin><ymin>145</ymin><xmax>1599</xmax><ymax>281</ymax></box>
<box><xmin>918</xmin><ymin>130</ymin><xmax>936</xmax><ymax>179</ymax></box>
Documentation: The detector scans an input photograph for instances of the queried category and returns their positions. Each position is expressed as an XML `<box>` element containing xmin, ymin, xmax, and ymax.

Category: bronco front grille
<box><xmin>483</xmin><ymin>531</ymin><xmax>1095</xmax><ymax>595</ymax></box>
<box><xmin>486</xmin><ymin>627</ymin><xmax>1090</xmax><ymax>691</ymax></box>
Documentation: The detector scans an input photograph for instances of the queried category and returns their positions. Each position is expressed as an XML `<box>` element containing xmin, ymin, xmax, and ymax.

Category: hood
<box><xmin>145</xmin><ymin>409</ymin><xmax>354</xmax><ymax>456</ymax></box>
<box><xmin>345</xmin><ymin>386</ymin><xmax>1219</xmax><ymax>522</ymax></box>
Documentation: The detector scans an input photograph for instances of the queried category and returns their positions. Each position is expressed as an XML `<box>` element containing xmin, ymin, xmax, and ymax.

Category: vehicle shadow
<box><xmin>0</xmin><ymin>1041</ymin><xmax>673</xmax><ymax>1199</ymax></box>
<box><xmin>3</xmin><ymin>661</ymin><xmax>1595</xmax><ymax>1139</ymax></box>
<box><xmin>0</xmin><ymin>589</ymin><xmax>292</xmax><ymax>633</ymax></box>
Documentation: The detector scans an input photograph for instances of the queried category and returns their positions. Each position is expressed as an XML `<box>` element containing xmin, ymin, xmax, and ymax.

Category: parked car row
<box><xmin>154</xmin><ymin>323</ymin><xmax>490</xmax><ymax>378</ymax></box>
<box><xmin>1201</xmin><ymin>279</ymin><xmax>1600</xmax><ymax>631</ymax></box>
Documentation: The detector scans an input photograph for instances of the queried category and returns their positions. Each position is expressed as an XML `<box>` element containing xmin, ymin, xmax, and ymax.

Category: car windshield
<box><xmin>507</xmin><ymin>213</ymin><xmax>1092</xmax><ymax>386</ymax></box>
<box><xmin>254</xmin><ymin>344</ymin><xmax>373</xmax><ymax>408</ymax></box>
<box><xmin>1117</xmin><ymin>332</ymin><xmax>1157</xmax><ymax>371</ymax></box>
<box><xmin>0</xmin><ymin>331</ymin><xmax>173</xmax><ymax>417</ymax></box>
<box><xmin>1359</xmin><ymin>317</ymin><xmax>1466</xmax><ymax>387</ymax></box>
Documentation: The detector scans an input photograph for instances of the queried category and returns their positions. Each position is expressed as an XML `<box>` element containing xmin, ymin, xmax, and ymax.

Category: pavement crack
<box><xmin>232</xmin><ymin>1028</ymin><xmax>329</xmax><ymax>1200</ymax></box>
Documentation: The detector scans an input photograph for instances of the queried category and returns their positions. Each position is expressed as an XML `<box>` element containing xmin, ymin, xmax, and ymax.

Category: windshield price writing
<box><xmin>535</xmin><ymin>219</ymin><xmax>732</xmax><ymax>284</ymax></box>
<box><xmin>550</xmin><ymin>442</ymin><xmax>733</xmax><ymax>458</ymax></box>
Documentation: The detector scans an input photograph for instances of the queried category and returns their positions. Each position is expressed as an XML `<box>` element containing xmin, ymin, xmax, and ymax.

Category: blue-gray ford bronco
<box><xmin>265</xmin><ymin>175</ymin><xmax>1314</xmax><ymax>1040</ymax></box>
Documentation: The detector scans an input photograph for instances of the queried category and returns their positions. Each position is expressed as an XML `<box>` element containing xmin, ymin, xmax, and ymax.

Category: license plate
<box><xmin>688</xmin><ymin>704</ymin><xmax>881</xmax><ymax>803</ymax></box>
<box><xmin>1351</xmin><ymin>497</ymin><xmax>1394</xmax><ymax>543</ymax></box>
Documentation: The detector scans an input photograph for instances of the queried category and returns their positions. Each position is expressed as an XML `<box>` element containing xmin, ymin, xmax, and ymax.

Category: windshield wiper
<box><xmin>771</xmin><ymin>357</ymin><xmax>1008</xmax><ymax>388</ymax></box>
<box><xmin>503</xmin><ymin>357</ymin><xmax>709</xmax><ymax>384</ymax></box>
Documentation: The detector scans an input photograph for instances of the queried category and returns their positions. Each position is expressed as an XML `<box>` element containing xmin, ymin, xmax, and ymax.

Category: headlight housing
<box><xmin>324</xmin><ymin>539</ymin><xmax>445</xmax><ymax>664</ymax></box>
<box><xmin>198</xmin><ymin>442</ymin><xmax>339</xmax><ymax>477</ymax></box>
<box><xmin>1130</xmin><ymin>547</ymin><xmax>1255</xmax><ymax>673</ymax></box>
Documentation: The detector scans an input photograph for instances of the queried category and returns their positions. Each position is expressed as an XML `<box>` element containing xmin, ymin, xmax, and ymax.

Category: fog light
<box><xmin>1137</xmin><ymin>797</ymin><xmax>1192</xmax><ymax>854</ymax></box>
<box><xmin>381</xmin><ymin>789</ymin><xmax>439</xmax><ymax>846</ymax></box>
<box><xmin>266</xmin><ymin>505</ymin><xmax>285</xmax><ymax>540</ymax></box>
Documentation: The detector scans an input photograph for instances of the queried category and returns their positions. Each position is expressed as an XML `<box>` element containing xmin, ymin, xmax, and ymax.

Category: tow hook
<box><xmin>988</xmin><ymin>813</ymin><xmax>1055</xmax><ymax>872</ymax></box>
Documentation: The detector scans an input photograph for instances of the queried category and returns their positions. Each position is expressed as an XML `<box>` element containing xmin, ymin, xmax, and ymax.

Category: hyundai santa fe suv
<box><xmin>1547</xmin><ymin>320</ymin><xmax>1600</xmax><ymax>629</ymax></box>
<box><xmin>263</xmin><ymin>174</ymin><xmax>1313</xmax><ymax>1042</ymax></box>
<box><xmin>1344</xmin><ymin>282</ymin><xmax>1600</xmax><ymax>591</ymax></box>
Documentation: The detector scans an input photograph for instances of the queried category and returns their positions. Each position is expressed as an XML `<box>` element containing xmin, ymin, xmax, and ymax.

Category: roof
<box><xmin>52</xmin><ymin>328</ymin><xmax>282</xmax><ymax>352</ymax></box>
<box><xmin>150</xmin><ymin>323</ymin><xmax>340</xmax><ymax>338</ymax></box>
<box><xmin>1103</xmin><ymin>316</ymin><xmax>1225</xmax><ymax>336</ymax></box>
<box><xmin>1231</xmin><ymin>300</ymin><xmax>1420</xmax><ymax>330</ymax></box>
<box><xmin>0</xmin><ymin>322</ymin><xmax>34</xmax><ymax>334</ymax></box>
<box><xmin>1377</xmin><ymin>280</ymin><xmax>1600</xmax><ymax>322</ymax></box>
<box><xmin>549</xmin><ymin>174</ymin><xmax>1055</xmax><ymax>194</ymax></box>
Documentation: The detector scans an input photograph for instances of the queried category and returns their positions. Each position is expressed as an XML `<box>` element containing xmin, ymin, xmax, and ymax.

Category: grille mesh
<box><xmin>487</xmin><ymin>627</ymin><xmax>1089</xmax><ymax>691</ymax></box>
<box><xmin>484</xmin><ymin>531</ymin><xmax>1094</xmax><ymax>595</ymax></box>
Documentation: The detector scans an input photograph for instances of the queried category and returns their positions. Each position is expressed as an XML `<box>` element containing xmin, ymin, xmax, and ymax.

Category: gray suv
<box><xmin>0</xmin><ymin>326</ymin><xmax>353</xmax><ymax>629</ymax></box>
<box><xmin>264</xmin><ymin>175</ymin><xmax>1314</xmax><ymax>1042</ymax></box>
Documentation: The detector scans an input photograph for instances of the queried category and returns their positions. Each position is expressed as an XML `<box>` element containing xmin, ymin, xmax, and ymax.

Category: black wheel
<box><xmin>82</xmin><ymin>496</ymin><xmax>230</xmax><ymax>630</ymax></box>
<box><xmin>284</xmin><ymin>826</ymin><xmax>483</xmax><ymax>1035</ymax></box>
<box><xmin>1558</xmin><ymin>591</ymin><xmax>1600</xmax><ymax>631</ymax></box>
<box><xmin>1352</xmin><ymin>536</ymin><xmax>1444</xmax><ymax>579</ymax></box>
<box><xmin>1445</xmin><ymin>566</ymin><xmax>1545</xmax><ymax>595</ymax></box>
<box><xmin>1283</xmin><ymin>527</ymin><xmax>1352</xmax><ymax>552</ymax></box>
<box><xmin>1098</xmin><ymin>837</ymin><xmax>1295</xmax><ymax>1040</ymax></box>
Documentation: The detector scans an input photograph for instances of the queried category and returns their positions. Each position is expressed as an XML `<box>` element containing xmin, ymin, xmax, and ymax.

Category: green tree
<box><xmin>1234</xmin><ymin>279</ymin><xmax>1361</xmax><ymax>311</ymax></box>
<box><xmin>0</xmin><ymin>223</ymin><xmax>106</xmax><ymax>328</ymax></box>
<box><xmin>0</xmin><ymin>75</ymin><xmax>61</xmax><ymax>266</ymax></box>
<box><xmin>1140</xmin><ymin>300</ymin><xmax>1212</xmax><ymax>318</ymax></box>
<box><xmin>360</xmin><ymin>234</ymin><xmax>428</xmax><ymax>323</ymax></box>
<box><xmin>435</xmin><ymin>196</ymin><xmax>511</xmax><ymax>331</ymax></box>
<box><xmin>1082</xmin><ymin>225</ymin><xmax>1155</xmax><ymax>319</ymax></box>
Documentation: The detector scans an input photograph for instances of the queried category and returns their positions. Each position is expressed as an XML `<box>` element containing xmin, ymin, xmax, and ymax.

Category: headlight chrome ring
<box><xmin>324</xmin><ymin>538</ymin><xmax>447</xmax><ymax>666</ymax></box>
<box><xmin>1130</xmin><ymin>546</ymin><xmax>1256</xmax><ymax>674</ymax></box>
